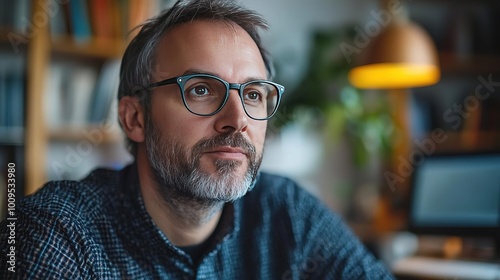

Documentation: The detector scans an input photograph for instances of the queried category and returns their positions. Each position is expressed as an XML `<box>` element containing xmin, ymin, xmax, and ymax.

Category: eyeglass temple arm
<box><xmin>146</xmin><ymin>77</ymin><xmax>179</xmax><ymax>90</ymax></box>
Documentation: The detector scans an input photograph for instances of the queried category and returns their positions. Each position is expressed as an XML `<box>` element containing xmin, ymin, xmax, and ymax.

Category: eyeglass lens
<box><xmin>182</xmin><ymin>76</ymin><xmax>279</xmax><ymax>119</ymax></box>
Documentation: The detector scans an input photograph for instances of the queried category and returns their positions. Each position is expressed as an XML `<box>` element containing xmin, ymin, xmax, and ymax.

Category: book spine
<box><xmin>68</xmin><ymin>0</ymin><xmax>92</xmax><ymax>42</ymax></box>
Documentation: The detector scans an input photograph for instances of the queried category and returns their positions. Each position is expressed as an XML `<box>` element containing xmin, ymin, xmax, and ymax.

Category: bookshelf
<box><xmin>439</xmin><ymin>53</ymin><xmax>500</xmax><ymax>75</ymax></box>
<box><xmin>48</xmin><ymin>126</ymin><xmax>121</xmax><ymax>144</ymax></box>
<box><xmin>51</xmin><ymin>36</ymin><xmax>126</xmax><ymax>59</ymax></box>
<box><xmin>0</xmin><ymin>0</ymin><xmax>33</xmax><ymax>203</ymax></box>
<box><xmin>0</xmin><ymin>0</ymin><xmax>161</xmax><ymax>196</ymax></box>
<box><xmin>407</xmin><ymin>0</ymin><xmax>500</xmax><ymax>154</ymax></box>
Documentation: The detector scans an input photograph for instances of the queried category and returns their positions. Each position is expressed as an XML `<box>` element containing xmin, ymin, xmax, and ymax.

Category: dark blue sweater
<box><xmin>1</xmin><ymin>163</ymin><xmax>393</xmax><ymax>279</ymax></box>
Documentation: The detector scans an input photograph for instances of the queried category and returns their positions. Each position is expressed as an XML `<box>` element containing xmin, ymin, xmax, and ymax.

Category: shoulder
<box><xmin>242</xmin><ymin>172</ymin><xmax>394</xmax><ymax>278</ymax></box>
<box><xmin>0</xmin><ymin>167</ymin><xmax>129</xmax><ymax>278</ymax></box>
<box><xmin>250</xmin><ymin>172</ymin><xmax>306</xmax><ymax>199</ymax></box>
<box><xmin>242</xmin><ymin>171</ymin><xmax>346</xmax><ymax>235</ymax></box>
<box><xmin>19</xmin><ymin>166</ymin><xmax>127</xmax><ymax>224</ymax></box>
<box><xmin>248</xmin><ymin>171</ymin><xmax>333</xmax><ymax>217</ymax></box>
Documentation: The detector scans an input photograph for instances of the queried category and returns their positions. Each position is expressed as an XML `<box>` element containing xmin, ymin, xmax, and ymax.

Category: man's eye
<box><xmin>246</xmin><ymin>91</ymin><xmax>262</xmax><ymax>101</ymax></box>
<box><xmin>189</xmin><ymin>85</ymin><xmax>210</xmax><ymax>96</ymax></box>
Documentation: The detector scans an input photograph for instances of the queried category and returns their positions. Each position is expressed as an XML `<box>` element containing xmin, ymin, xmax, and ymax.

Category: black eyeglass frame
<box><xmin>145</xmin><ymin>73</ymin><xmax>285</xmax><ymax>121</ymax></box>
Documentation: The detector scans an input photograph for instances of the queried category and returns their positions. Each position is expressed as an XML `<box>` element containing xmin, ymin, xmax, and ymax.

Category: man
<box><xmin>1</xmin><ymin>0</ymin><xmax>393</xmax><ymax>278</ymax></box>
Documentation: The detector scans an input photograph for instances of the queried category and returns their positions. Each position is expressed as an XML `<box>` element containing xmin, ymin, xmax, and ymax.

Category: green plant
<box><xmin>279</xmin><ymin>26</ymin><xmax>394</xmax><ymax>166</ymax></box>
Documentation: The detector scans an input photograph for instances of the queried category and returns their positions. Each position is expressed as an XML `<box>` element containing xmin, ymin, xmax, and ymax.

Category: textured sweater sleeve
<box><xmin>263</xmin><ymin>174</ymin><xmax>394</xmax><ymax>279</ymax></box>
<box><xmin>0</xmin><ymin>182</ymin><xmax>96</xmax><ymax>280</ymax></box>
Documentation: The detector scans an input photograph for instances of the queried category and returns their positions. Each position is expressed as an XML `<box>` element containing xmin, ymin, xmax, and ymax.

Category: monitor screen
<box><xmin>409</xmin><ymin>153</ymin><xmax>500</xmax><ymax>236</ymax></box>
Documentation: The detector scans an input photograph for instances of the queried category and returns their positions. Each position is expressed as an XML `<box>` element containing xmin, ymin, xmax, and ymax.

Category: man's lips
<box><xmin>204</xmin><ymin>146</ymin><xmax>248</xmax><ymax>159</ymax></box>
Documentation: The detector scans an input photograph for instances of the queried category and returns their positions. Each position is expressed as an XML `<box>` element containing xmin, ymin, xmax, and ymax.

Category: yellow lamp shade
<box><xmin>348</xmin><ymin>21</ymin><xmax>440</xmax><ymax>89</ymax></box>
<box><xmin>349</xmin><ymin>63</ymin><xmax>440</xmax><ymax>89</ymax></box>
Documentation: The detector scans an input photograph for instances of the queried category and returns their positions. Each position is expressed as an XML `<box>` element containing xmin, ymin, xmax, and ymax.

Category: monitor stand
<box><xmin>496</xmin><ymin>238</ymin><xmax>500</xmax><ymax>260</ymax></box>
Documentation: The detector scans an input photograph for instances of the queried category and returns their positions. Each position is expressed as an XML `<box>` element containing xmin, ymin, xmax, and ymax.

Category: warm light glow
<box><xmin>348</xmin><ymin>63</ymin><xmax>440</xmax><ymax>89</ymax></box>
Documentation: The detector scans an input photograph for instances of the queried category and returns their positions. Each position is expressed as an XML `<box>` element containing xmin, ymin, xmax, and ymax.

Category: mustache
<box><xmin>192</xmin><ymin>132</ymin><xmax>256</xmax><ymax>158</ymax></box>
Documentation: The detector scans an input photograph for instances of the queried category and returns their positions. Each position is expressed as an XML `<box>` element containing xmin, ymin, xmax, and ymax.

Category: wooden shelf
<box><xmin>49</xmin><ymin>126</ymin><xmax>121</xmax><ymax>144</ymax></box>
<box><xmin>439</xmin><ymin>53</ymin><xmax>500</xmax><ymax>75</ymax></box>
<box><xmin>0</xmin><ymin>127</ymin><xmax>24</xmax><ymax>145</ymax></box>
<box><xmin>0</xmin><ymin>28</ymin><xmax>12</xmax><ymax>42</ymax></box>
<box><xmin>51</xmin><ymin>36</ymin><xmax>126</xmax><ymax>59</ymax></box>
<box><xmin>428</xmin><ymin>131</ymin><xmax>500</xmax><ymax>153</ymax></box>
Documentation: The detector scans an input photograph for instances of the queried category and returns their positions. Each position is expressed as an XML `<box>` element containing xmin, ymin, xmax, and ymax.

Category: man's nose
<box><xmin>213</xmin><ymin>90</ymin><xmax>249</xmax><ymax>133</ymax></box>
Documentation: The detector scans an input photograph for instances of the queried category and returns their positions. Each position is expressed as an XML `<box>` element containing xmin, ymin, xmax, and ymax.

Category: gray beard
<box><xmin>145</xmin><ymin>117</ymin><xmax>262</xmax><ymax>224</ymax></box>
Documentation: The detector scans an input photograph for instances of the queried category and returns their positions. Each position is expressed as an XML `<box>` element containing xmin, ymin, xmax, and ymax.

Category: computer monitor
<box><xmin>408</xmin><ymin>152</ymin><xmax>500</xmax><ymax>248</ymax></box>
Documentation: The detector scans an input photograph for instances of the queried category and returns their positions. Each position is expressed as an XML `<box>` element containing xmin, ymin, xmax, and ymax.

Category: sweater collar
<box><xmin>121</xmin><ymin>162</ymin><xmax>241</xmax><ymax>264</ymax></box>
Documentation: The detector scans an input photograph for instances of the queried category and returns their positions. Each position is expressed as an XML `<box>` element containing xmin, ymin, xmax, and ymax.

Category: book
<box><xmin>49</xmin><ymin>0</ymin><xmax>68</xmax><ymax>39</ymax></box>
<box><xmin>67</xmin><ymin>64</ymin><xmax>98</xmax><ymax>125</ymax></box>
<box><xmin>89</xmin><ymin>59</ymin><xmax>121</xmax><ymax>124</ymax></box>
<box><xmin>89</xmin><ymin>0</ymin><xmax>114</xmax><ymax>40</ymax></box>
<box><xmin>0</xmin><ymin>54</ymin><xmax>6</xmax><ymax>128</ymax></box>
<box><xmin>13</xmin><ymin>0</ymin><xmax>31</xmax><ymax>33</ymax></box>
<box><xmin>68</xmin><ymin>0</ymin><xmax>92</xmax><ymax>42</ymax></box>
<box><xmin>0</xmin><ymin>52</ymin><xmax>25</xmax><ymax>129</ymax></box>
<box><xmin>0</xmin><ymin>0</ymin><xmax>14</xmax><ymax>29</ymax></box>
<box><xmin>44</xmin><ymin>62</ymin><xmax>65</xmax><ymax>128</ymax></box>
<box><xmin>7</xmin><ymin>68</ymin><xmax>24</xmax><ymax>127</ymax></box>
<box><xmin>45</xmin><ymin>61</ymin><xmax>98</xmax><ymax>128</ymax></box>
<box><xmin>128</xmin><ymin>0</ymin><xmax>161</xmax><ymax>38</ymax></box>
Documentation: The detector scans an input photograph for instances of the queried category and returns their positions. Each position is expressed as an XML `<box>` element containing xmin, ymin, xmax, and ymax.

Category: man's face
<box><xmin>145</xmin><ymin>20</ymin><xmax>268</xmax><ymax>202</ymax></box>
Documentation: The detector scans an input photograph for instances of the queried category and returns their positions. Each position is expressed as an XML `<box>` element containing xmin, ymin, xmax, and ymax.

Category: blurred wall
<box><xmin>243</xmin><ymin>0</ymin><xmax>377</xmax><ymax>89</ymax></box>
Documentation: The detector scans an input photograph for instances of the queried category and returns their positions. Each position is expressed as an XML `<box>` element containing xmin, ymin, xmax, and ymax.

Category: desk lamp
<box><xmin>348</xmin><ymin>0</ymin><xmax>440</xmax><ymax>90</ymax></box>
<box><xmin>347</xmin><ymin>0</ymin><xmax>441</xmax><ymax>232</ymax></box>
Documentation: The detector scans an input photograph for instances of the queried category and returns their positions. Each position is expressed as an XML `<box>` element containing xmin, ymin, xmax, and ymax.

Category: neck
<box><xmin>137</xmin><ymin>155</ymin><xmax>224</xmax><ymax>247</ymax></box>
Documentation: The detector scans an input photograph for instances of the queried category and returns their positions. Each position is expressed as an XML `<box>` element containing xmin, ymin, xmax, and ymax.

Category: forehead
<box><xmin>153</xmin><ymin>20</ymin><xmax>267</xmax><ymax>80</ymax></box>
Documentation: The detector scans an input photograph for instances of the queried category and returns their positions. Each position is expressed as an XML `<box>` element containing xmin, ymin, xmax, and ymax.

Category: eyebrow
<box><xmin>182</xmin><ymin>68</ymin><xmax>267</xmax><ymax>83</ymax></box>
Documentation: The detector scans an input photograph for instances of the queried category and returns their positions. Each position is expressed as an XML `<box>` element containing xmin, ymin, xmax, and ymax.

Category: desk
<box><xmin>393</xmin><ymin>256</ymin><xmax>500</xmax><ymax>280</ymax></box>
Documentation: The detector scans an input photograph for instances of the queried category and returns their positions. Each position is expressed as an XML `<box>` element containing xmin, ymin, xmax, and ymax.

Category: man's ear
<box><xmin>118</xmin><ymin>96</ymin><xmax>146</xmax><ymax>143</ymax></box>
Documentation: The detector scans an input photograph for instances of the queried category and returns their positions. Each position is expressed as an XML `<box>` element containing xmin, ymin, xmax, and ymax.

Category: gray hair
<box><xmin>118</xmin><ymin>0</ymin><xmax>273</xmax><ymax>155</ymax></box>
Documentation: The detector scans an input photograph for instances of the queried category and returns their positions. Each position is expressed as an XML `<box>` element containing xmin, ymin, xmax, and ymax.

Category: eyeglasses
<box><xmin>146</xmin><ymin>73</ymin><xmax>285</xmax><ymax>120</ymax></box>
